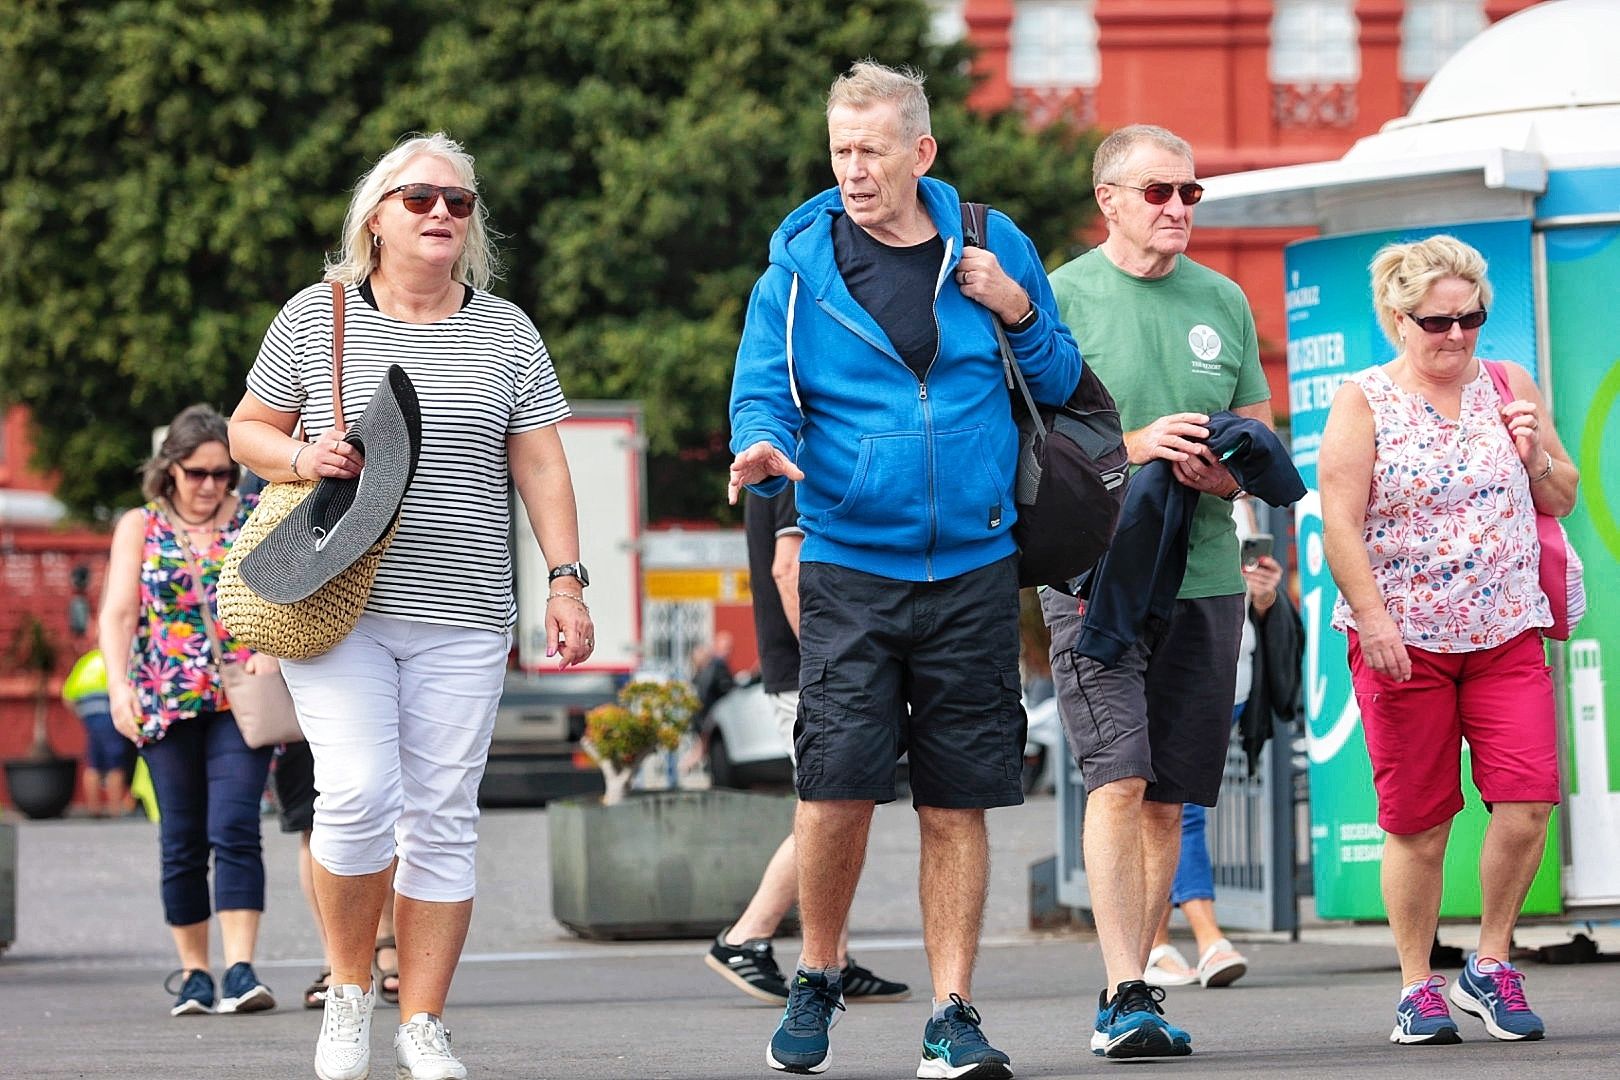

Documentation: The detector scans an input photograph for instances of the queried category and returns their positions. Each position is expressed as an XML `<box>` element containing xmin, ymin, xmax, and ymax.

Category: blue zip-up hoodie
<box><xmin>729</xmin><ymin>176</ymin><xmax>1081</xmax><ymax>582</ymax></box>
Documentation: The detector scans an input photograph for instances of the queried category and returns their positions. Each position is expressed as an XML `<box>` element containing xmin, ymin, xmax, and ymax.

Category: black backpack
<box><xmin>962</xmin><ymin>202</ymin><xmax>1128</xmax><ymax>589</ymax></box>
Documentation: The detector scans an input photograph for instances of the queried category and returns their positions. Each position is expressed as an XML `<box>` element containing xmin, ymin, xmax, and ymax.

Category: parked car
<box><xmin>704</xmin><ymin>679</ymin><xmax>794</xmax><ymax>790</ymax></box>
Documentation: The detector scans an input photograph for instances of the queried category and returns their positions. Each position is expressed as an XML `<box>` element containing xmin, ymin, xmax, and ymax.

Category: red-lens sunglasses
<box><xmin>1112</xmin><ymin>181</ymin><xmax>1205</xmax><ymax>206</ymax></box>
<box><xmin>382</xmin><ymin>183</ymin><xmax>478</xmax><ymax>219</ymax></box>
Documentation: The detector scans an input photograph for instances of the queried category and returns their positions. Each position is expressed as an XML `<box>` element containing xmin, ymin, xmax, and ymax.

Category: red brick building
<box><xmin>942</xmin><ymin>0</ymin><xmax>1539</xmax><ymax>407</ymax></box>
<box><xmin>0</xmin><ymin>407</ymin><xmax>106</xmax><ymax>803</ymax></box>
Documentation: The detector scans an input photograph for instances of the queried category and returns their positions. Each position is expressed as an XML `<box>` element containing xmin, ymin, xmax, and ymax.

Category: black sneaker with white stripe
<box><xmin>840</xmin><ymin>957</ymin><xmax>910</xmax><ymax>1002</ymax></box>
<box><xmin>706</xmin><ymin>927</ymin><xmax>791</xmax><ymax>1003</ymax></box>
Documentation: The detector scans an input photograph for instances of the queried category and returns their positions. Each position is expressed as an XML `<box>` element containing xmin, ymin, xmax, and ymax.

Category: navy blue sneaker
<box><xmin>1450</xmin><ymin>955</ymin><xmax>1544</xmax><ymax>1041</ymax></box>
<box><xmin>1090</xmin><ymin>980</ymin><xmax>1189</xmax><ymax>1058</ymax></box>
<box><xmin>918</xmin><ymin>994</ymin><xmax>1012</xmax><ymax>1079</ymax></box>
<box><xmin>767</xmin><ymin>970</ymin><xmax>844</xmax><ymax>1074</ymax></box>
<box><xmin>1390</xmin><ymin>975</ymin><xmax>1461</xmax><ymax>1045</ymax></box>
<box><xmin>165</xmin><ymin>968</ymin><xmax>216</xmax><ymax>1017</ymax></box>
<box><xmin>217</xmin><ymin>960</ymin><xmax>276</xmax><ymax>1014</ymax></box>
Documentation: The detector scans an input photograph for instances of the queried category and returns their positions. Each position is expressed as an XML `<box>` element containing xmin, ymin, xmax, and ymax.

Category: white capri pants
<box><xmin>281</xmin><ymin>614</ymin><xmax>510</xmax><ymax>902</ymax></box>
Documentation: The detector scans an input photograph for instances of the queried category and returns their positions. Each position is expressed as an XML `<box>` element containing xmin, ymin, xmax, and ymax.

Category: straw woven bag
<box><xmin>218</xmin><ymin>282</ymin><xmax>398</xmax><ymax>660</ymax></box>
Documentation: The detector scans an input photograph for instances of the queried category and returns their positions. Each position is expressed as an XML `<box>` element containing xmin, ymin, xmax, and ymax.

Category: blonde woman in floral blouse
<box><xmin>99</xmin><ymin>404</ymin><xmax>279</xmax><ymax>1018</ymax></box>
<box><xmin>1319</xmin><ymin>235</ymin><xmax>1578</xmax><ymax>1049</ymax></box>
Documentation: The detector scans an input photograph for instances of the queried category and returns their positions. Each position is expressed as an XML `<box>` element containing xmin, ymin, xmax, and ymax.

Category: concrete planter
<box><xmin>0</xmin><ymin>820</ymin><xmax>16</xmax><ymax>955</ymax></box>
<box><xmin>549</xmin><ymin>789</ymin><xmax>795</xmax><ymax>940</ymax></box>
<box><xmin>2</xmin><ymin>758</ymin><xmax>78</xmax><ymax>820</ymax></box>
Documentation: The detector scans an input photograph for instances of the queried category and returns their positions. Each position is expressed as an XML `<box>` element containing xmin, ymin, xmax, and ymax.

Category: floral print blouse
<box><xmin>1331</xmin><ymin>364</ymin><xmax>1551</xmax><ymax>652</ymax></box>
<box><xmin>129</xmin><ymin>496</ymin><xmax>257</xmax><ymax>743</ymax></box>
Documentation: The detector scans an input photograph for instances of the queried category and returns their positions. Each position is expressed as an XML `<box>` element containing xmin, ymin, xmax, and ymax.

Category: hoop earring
<box><xmin>372</xmin><ymin>234</ymin><xmax>383</xmax><ymax>249</ymax></box>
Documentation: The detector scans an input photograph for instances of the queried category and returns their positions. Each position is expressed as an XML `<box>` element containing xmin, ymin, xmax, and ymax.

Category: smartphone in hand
<box><xmin>1241</xmin><ymin>533</ymin><xmax>1273</xmax><ymax>569</ymax></box>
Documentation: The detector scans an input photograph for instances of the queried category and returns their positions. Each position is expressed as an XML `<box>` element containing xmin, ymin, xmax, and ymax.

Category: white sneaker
<box><xmin>314</xmin><ymin>983</ymin><xmax>374</xmax><ymax>1080</ymax></box>
<box><xmin>395</xmin><ymin>1012</ymin><xmax>468</xmax><ymax>1080</ymax></box>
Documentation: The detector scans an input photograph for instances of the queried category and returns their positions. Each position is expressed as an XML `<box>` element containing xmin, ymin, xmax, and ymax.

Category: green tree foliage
<box><xmin>1</xmin><ymin>0</ymin><xmax>1096</xmax><ymax>521</ymax></box>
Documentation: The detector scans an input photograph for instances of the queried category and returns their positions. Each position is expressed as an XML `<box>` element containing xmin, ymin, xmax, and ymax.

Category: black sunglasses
<box><xmin>1406</xmin><ymin>309</ymin><xmax>1488</xmax><ymax>334</ymax></box>
<box><xmin>178</xmin><ymin>467</ymin><xmax>235</xmax><ymax>483</ymax></box>
<box><xmin>382</xmin><ymin>183</ymin><xmax>478</xmax><ymax>219</ymax></box>
<box><xmin>1111</xmin><ymin>181</ymin><xmax>1205</xmax><ymax>206</ymax></box>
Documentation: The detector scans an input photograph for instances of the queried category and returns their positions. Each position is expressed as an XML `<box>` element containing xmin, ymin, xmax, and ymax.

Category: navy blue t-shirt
<box><xmin>833</xmin><ymin>213</ymin><xmax>944</xmax><ymax>381</ymax></box>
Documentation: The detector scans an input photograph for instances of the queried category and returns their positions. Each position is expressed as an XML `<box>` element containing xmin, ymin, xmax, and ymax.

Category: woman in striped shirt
<box><xmin>229</xmin><ymin>132</ymin><xmax>594</xmax><ymax>1080</ymax></box>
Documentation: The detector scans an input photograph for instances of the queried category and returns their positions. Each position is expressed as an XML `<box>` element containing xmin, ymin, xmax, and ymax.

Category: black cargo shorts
<box><xmin>794</xmin><ymin>555</ymin><xmax>1026</xmax><ymax>809</ymax></box>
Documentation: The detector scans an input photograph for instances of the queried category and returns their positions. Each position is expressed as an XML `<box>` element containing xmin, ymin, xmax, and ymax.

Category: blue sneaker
<box><xmin>767</xmin><ymin>970</ymin><xmax>844</xmax><ymax>1074</ymax></box>
<box><xmin>1390</xmin><ymin>975</ymin><xmax>1461</xmax><ymax>1044</ymax></box>
<box><xmin>217</xmin><ymin>960</ymin><xmax>276</xmax><ymax>1014</ymax></box>
<box><xmin>165</xmin><ymin>968</ymin><xmax>216</xmax><ymax>1017</ymax></box>
<box><xmin>918</xmin><ymin>994</ymin><xmax>1012</xmax><ymax>1079</ymax></box>
<box><xmin>1090</xmin><ymin>980</ymin><xmax>1189</xmax><ymax>1058</ymax></box>
<box><xmin>1450</xmin><ymin>955</ymin><xmax>1545</xmax><ymax>1041</ymax></box>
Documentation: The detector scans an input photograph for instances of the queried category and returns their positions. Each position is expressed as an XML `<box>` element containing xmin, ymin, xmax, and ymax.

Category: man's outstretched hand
<box><xmin>728</xmin><ymin>441</ymin><xmax>804</xmax><ymax>504</ymax></box>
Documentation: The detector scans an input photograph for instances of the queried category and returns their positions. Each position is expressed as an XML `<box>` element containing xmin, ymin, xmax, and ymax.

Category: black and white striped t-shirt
<box><xmin>246</xmin><ymin>279</ymin><xmax>570</xmax><ymax>633</ymax></box>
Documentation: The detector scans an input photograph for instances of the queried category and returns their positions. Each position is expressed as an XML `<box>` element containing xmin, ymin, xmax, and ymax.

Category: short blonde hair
<box><xmin>1369</xmin><ymin>235</ymin><xmax>1493</xmax><ymax>347</ymax></box>
<box><xmin>324</xmin><ymin>132</ymin><xmax>499</xmax><ymax>290</ymax></box>
<box><xmin>827</xmin><ymin>60</ymin><xmax>931</xmax><ymax>142</ymax></box>
<box><xmin>1092</xmin><ymin>124</ymin><xmax>1194</xmax><ymax>188</ymax></box>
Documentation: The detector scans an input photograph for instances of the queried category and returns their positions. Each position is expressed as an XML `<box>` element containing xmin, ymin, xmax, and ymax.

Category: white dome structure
<box><xmin>1395</xmin><ymin>0</ymin><xmax>1620</xmax><ymax>127</ymax></box>
<box><xmin>1198</xmin><ymin>0</ymin><xmax>1620</xmax><ymax>230</ymax></box>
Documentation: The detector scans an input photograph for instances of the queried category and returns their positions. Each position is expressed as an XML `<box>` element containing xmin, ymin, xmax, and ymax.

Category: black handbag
<box><xmin>961</xmin><ymin>202</ymin><xmax>1128</xmax><ymax>588</ymax></box>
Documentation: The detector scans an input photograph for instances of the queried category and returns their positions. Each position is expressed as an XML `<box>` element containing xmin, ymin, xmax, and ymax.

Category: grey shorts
<box><xmin>795</xmin><ymin>556</ymin><xmax>1026</xmax><ymax>809</ymax></box>
<box><xmin>1042</xmin><ymin>590</ymin><xmax>1243</xmax><ymax>806</ymax></box>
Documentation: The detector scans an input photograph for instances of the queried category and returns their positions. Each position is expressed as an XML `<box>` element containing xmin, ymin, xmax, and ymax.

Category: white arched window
<box><xmin>1010</xmin><ymin>0</ymin><xmax>1100</xmax><ymax>87</ymax></box>
<box><xmin>1270</xmin><ymin>0</ymin><xmax>1360</xmax><ymax>84</ymax></box>
<box><xmin>926</xmin><ymin>0</ymin><xmax>966</xmax><ymax>45</ymax></box>
<box><xmin>1400</xmin><ymin>0</ymin><xmax>1486</xmax><ymax>82</ymax></box>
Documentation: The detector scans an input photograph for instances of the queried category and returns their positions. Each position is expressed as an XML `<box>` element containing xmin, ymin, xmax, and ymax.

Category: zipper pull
<box><xmin>919</xmin><ymin>383</ymin><xmax>928</xmax><ymax>401</ymax></box>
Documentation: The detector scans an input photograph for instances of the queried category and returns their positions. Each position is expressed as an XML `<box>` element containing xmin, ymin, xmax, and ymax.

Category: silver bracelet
<box><xmin>547</xmin><ymin>592</ymin><xmax>590</xmax><ymax>614</ymax></box>
<box><xmin>290</xmin><ymin>442</ymin><xmax>310</xmax><ymax>479</ymax></box>
<box><xmin>1530</xmin><ymin>450</ymin><xmax>1554</xmax><ymax>483</ymax></box>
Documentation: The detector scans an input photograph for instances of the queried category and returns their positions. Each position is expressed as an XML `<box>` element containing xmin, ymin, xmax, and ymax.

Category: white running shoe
<box><xmin>395</xmin><ymin>1012</ymin><xmax>468</xmax><ymax>1080</ymax></box>
<box><xmin>314</xmin><ymin>983</ymin><xmax>374</xmax><ymax>1080</ymax></box>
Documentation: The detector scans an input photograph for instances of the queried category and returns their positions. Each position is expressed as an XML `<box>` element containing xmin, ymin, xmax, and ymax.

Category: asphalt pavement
<box><xmin>4</xmin><ymin>797</ymin><xmax>1619</xmax><ymax>1079</ymax></box>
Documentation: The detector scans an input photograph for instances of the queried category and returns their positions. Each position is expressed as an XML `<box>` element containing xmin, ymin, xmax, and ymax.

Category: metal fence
<box><xmin>1053</xmin><ymin>720</ymin><xmax>1306</xmax><ymax>933</ymax></box>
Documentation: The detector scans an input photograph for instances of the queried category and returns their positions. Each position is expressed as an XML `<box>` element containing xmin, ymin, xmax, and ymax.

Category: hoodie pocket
<box><xmin>932</xmin><ymin>425</ymin><xmax>1006</xmax><ymax>550</ymax></box>
<box><xmin>821</xmin><ymin>432</ymin><xmax>930</xmax><ymax>552</ymax></box>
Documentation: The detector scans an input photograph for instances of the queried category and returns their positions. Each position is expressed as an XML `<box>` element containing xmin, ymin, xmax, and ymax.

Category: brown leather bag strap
<box><xmin>330</xmin><ymin>280</ymin><xmax>347</xmax><ymax>432</ymax></box>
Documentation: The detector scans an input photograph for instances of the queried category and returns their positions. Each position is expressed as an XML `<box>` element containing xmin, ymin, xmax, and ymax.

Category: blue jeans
<box><xmin>1170</xmin><ymin>803</ymin><xmax>1213</xmax><ymax>905</ymax></box>
<box><xmin>139</xmin><ymin>710</ymin><xmax>272</xmax><ymax>925</ymax></box>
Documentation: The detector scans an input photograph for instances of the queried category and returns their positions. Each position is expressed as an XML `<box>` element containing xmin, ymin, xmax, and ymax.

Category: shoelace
<box><xmin>933</xmin><ymin>994</ymin><xmax>992</xmax><ymax>1047</ymax></box>
<box><xmin>1117</xmin><ymin>983</ymin><xmax>1169</xmax><ymax>1018</ymax></box>
<box><xmin>405</xmin><ymin>1018</ymin><xmax>455</xmax><ymax>1059</ymax></box>
<box><xmin>1408</xmin><ymin>976</ymin><xmax>1451</xmax><ymax>1019</ymax></box>
<box><xmin>163</xmin><ymin>969</ymin><xmax>207</xmax><ymax>997</ymax></box>
<box><xmin>324</xmin><ymin>994</ymin><xmax>367</xmax><ymax>1044</ymax></box>
<box><xmin>1488</xmin><ymin>967</ymin><xmax>1530</xmax><ymax>1012</ymax></box>
<box><xmin>783</xmin><ymin>978</ymin><xmax>846</xmax><ymax>1035</ymax></box>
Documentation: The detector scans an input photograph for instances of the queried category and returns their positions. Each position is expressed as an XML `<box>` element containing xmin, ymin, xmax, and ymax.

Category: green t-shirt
<box><xmin>1048</xmin><ymin>249</ymin><xmax>1271</xmax><ymax>598</ymax></box>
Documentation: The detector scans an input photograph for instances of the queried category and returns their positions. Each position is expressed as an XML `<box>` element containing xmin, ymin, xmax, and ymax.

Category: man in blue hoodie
<box><xmin>728</xmin><ymin>60</ymin><xmax>1080</xmax><ymax>1080</ymax></box>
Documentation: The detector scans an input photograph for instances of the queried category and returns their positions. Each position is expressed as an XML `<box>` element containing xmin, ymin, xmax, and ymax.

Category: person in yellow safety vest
<box><xmin>62</xmin><ymin>649</ymin><xmax>140</xmax><ymax>817</ymax></box>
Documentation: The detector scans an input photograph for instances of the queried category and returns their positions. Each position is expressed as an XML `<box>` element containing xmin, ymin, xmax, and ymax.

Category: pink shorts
<box><xmin>1347</xmin><ymin>629</ymin><xmax>1560</xmax><ymax>835</ymax></box>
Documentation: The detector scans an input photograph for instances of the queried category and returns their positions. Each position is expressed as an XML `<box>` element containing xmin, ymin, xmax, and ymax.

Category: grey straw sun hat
<box><xmin>241</xmin><ymin>364</ymin><xmax>422</xmax><ymax>604</ymax></box>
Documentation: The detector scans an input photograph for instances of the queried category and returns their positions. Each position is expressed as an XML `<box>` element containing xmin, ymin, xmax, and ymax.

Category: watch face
<box><xmin>550</xmin><ymin>562</ymin><xmax>589</xmax><ymax>587</ymax></box>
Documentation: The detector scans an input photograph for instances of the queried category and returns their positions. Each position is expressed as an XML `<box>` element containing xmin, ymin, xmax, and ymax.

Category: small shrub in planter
<box><xmin>580</xmin><ymin>678</ymin><xmax>699</xmax><ymax>805</ymax></box>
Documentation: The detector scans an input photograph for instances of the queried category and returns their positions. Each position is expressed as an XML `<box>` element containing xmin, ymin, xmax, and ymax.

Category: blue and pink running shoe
<box><xmin>1390</xmin><ymin>974</ymin><xmax>1461</xmax><ymax>1045</ymax></box>
<box><xmin>1450</xmin><ymin>954</ymin><xmax>1545</xmax><ymax>1041</ymax></box>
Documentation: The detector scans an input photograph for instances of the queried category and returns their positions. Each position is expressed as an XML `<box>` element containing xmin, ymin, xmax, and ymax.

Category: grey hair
<box><xmin>1369</xmin><ymin>235</ymin><xmax>1493</xmax><ymax>347</ymax></box>
<box><xmin>827</xmin><ymin>59</ymin><xmax>932</xmax><ymax>141</ymax></box>
<box><xmin>141</xmin><ymin>404</ymin><xmax>235</xmax><ymax>502</ymax></box>
<box><xmin>324</xmin><ymin>132</ymin><xmax>499</xmax><ymax>290</ymax></box>
<box><xmin>1092</xmin><ymin>124</ymin><xmax>1195</xmax><ymax>188</ymax></box>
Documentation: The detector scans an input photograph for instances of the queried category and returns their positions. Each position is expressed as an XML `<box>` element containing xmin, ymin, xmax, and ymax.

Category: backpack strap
<box><xmin>961</xmin><ymin>200</ymin><xmax>1044</xmax><ymax>434</ymax></box>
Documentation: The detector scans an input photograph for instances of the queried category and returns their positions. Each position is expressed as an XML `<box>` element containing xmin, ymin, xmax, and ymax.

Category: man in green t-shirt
<box><xmin>1045</xmin><ymin>124</ymin><xmax>1274</xmax><ymax>1060</ymax></box>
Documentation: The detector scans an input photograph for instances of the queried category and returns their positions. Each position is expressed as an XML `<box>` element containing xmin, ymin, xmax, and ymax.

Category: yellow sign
<box><xmin>644</xmin><ymin>569</ymin><xmax>753</xmax><ymax>603</ymax></box>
